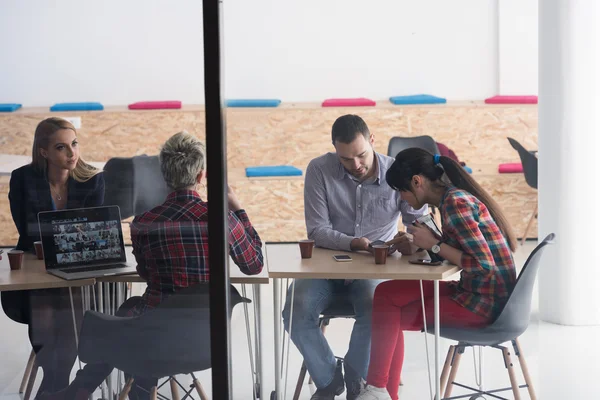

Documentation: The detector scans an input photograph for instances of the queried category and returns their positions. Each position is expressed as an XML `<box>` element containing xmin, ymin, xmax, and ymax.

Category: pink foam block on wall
<box><xmin>128</xmin><ymin>101</ymin><xmax>182</xmax><ymax>110</ymax></box>
<box><xmin>485</xmin><ymin>95</ymin><xmax>538</xmax><ymax>104</ymax></box>
<box><xmin>498</xmin><ymin>163</ymin><xmax>524</xmax><ymax>173</ymax></box>
<box><xmin>322</xmin><ymin>98</ymin><xmax>376</xmax><ymax>107</ymax></box>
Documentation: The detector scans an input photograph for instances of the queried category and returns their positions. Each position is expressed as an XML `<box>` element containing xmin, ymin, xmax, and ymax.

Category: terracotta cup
<box><xmin>34</xmin><ymin>241</ymin><xmax>44</xmax><ymax>260</ymax></box>
<box><xmin>7</xmin><ymin>249</ymin><xmax>24</xmax><ymax>270</ymax></box>
<box><xmin>299</xmin><ymin>240</ymin><xmax>315</xmax><ymax>259</ymax></box>
<box><xmin>372</xmin><ymin>245</ymin><xmax>390</xmax><ymax>265</ymax></box>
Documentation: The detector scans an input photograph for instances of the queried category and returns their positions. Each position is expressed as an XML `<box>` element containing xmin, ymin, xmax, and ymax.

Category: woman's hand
<box><xmin>407</xmin><ymin>222</ymin><xmax>439</xmax><ymax>250</ymax></box>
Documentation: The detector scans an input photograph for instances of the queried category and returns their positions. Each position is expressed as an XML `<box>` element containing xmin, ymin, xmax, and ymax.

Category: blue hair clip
<box><xmin>433</xmin><ymin>154</ymin><xmax>441</xmax><ymax>165</ymax></box>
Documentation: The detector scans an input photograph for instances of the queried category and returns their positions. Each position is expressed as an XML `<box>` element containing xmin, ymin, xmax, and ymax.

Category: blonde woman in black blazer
<box><xmin>1</xmin><ymin>118</ymin><xmax>104</xmax><ymax>397</ymax></box>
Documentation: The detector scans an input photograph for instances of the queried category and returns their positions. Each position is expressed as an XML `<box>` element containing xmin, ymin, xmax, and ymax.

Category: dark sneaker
<box><xmin>310</xmin><ymin>359</ymin><xmax>345</xmax><ymax>400</ymax></box>
<box><xmin>36</xmin><ymin>387</ymin><xmax>90</xmax><ymax>400</ymax></box>
<box><xmin>344</xmin><ymin>361</ymin><xmax>364</xmax><ymax>400</ymax></box>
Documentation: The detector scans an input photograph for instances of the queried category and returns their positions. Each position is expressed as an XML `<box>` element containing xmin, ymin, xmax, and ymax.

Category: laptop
<box><xmin>38</xmin><ymin>205</ymin><xmax>137</xmax><ymax>280</ymax></box>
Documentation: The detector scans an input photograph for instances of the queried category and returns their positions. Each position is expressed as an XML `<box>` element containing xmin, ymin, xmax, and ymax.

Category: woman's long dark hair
<box><xmin>386</xmin><ymin>148</ymin><xmax>517</xmax><ymax>251</ymax></box>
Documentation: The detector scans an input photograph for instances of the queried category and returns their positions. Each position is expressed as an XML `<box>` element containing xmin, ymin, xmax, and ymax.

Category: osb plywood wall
<box><xmin>0</xmin><ymin>103</ymin><xmax>538</xmax><ymax>246</ymax></box>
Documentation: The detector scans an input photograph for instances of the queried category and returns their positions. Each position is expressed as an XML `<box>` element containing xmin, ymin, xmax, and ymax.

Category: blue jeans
<box><xmin>282</xmin><ymin>279</ymin><xmax>381</xmax><ymax>389</ymax></box>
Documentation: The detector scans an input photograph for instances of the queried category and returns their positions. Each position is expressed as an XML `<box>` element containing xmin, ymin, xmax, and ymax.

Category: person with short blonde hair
<box><xmin>159</xmin><ymin>131</ymin><xmax>206</xmax><ymax>190</ymax></box>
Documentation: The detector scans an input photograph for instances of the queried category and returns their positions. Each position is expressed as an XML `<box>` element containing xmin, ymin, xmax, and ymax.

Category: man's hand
<box><xmin>350</xmin><ymin>237</ymin><xmax>371</xmax><ymax>252</ymax></box>
<box><xmin>388</xmin><ymin>231</ymin><xmax>417</xmax><ymax>255</ymax></box>
<box><xmin>227</xmin><ymin>185</ymin><xmax>242</xmax><ymax>212</ymax></box>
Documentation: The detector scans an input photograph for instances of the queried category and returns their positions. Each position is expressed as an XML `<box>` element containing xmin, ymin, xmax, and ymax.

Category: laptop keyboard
<box><xmin>60</xmin><ymin>264</ymin><xmax>127</xmax><ymax>274</ymax></box>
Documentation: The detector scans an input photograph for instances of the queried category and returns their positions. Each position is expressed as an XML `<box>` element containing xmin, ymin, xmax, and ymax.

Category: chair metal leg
<box><xmin>19</xmin><ymin>350</ymin><xmax>36</xmax><ymax>394</ymax></box>
<box><xmin>439</xmin><ymin>345</ymin><xmax>455</xmax><ymax>395</ymax></box>
<box><xmin>149</xmin><ymin>386</ymin><xmax>158</xmax><ymax>400</ymax></box>
<box><xmin>501</xmin><ymin>345</ymin><xmax>522</xmax><ymax>400</ymax></box>
<box><xmin>119</xmin><ymin>378</ymin><xmax>134</xmax><ymax>400</ymax></box>
<box><xmin>169</xmin><ymin>376</ymin><xmax>181</xmax><ymax>400</ymax></box>
<box><xmin>443</xmin><ymin>345</ymin><xmax>464</xmax><ymax>398</ymax></box>
<box><xmin>512</xmin><ymin>339</ymin><xmax>537</xmax><ymax>400</ymax></box>
<box><xmin>193</xmin><ymin>375</ymin><xmax>209</xmax><ymax>400</ymax></box>
<box><xmin>293</xmin><ymin>362</ymin><xmax>309</xmax><ymax>400</ymax></box>
<box><xmin>23</xmin><ymin>357</ymin><xmax>39</xmax><ymax>400</ymax></box>
<box><xmin>521</xmin><ymin>204</ymin><xmax>538</xmax><ymax>246</ymax></box>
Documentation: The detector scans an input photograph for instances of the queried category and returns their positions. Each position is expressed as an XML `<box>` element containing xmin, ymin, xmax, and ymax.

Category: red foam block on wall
<box><xmin>485</xmin><ymin>95</ymin><xmax>538</xmax><ymax>104</ymax></box>
<box><xmin>498</xmin><ymin>163</ymin><xmax>524</xmax><ymax>173</ymax></box>
<box><xmin>322</xmin><ymin>98</ymin><xmax>376</xmax><ymax>107</ymax></box>
<box><xmin>128</xmin><ymin>101</ymin><xmax>182</xmax><ymax>110</ymax></box>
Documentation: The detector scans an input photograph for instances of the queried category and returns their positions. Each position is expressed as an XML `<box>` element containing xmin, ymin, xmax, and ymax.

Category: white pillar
<box><xmin>538</xmin><ymin>0</ymin><xmax>600</xmax><ymax>325</ymax></box>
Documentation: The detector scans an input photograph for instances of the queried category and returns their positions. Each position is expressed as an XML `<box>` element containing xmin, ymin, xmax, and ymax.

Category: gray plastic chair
<box><xmin>507</xmin><ymin>138</ymin><xmax>538</xmax><ymax>190</ymax></box>
<box><xmin>387</xmin><ymin>135</ymin><xmax>441</xmax><ymax>220</ymax></box>
<box><xmin>387</xmin><ymin>135</ymin><xmax>440</xmax><ymax>158</ymax></box>
<box><xmin>103</xmin><ymin>155</ymin><xmax>171</xmax><ymax>220</ymax></box>
<box><xmin>430</xmin><ymin>233</ymin><xmax>555</xmax><ymax>400</ymax></box>
<box><xmin>78</xmin><ymin>283</ymin><xmax>250</xmax><ymax>399</ymax></box>
<box><xmin>507</xmin><ymin>138</ymin><xmax>539</xmax><ymax>245</ymax></box>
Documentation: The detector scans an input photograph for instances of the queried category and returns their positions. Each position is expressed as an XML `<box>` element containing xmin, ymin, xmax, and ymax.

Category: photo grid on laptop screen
<box><xmin>50</xmin><ymin>218</ymin><xmax>123</xmax><ymax>266</ymax></box>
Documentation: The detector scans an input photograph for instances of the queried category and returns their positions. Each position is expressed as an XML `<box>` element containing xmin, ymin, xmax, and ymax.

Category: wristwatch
<box><xmin>431</xmin><ymin>241</ymin><xmax>443</xmax><ymax>254</ymax></box>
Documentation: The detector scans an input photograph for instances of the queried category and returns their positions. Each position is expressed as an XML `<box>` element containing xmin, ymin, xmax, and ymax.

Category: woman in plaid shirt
<box><xmin>357</xmin><ymin>148</ymin><xmax>517</xmax><ymax>400</ymax></box>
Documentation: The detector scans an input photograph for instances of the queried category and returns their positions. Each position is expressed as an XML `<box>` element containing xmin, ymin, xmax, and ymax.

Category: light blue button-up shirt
<box><xmin>304</xmin><ymin>152</ymin><xmax>427</xmax><ymax>251</ymax></box>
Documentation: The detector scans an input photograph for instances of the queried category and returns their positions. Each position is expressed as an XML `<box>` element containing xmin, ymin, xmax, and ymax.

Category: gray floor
<box><xmin>1</xmin><ymin>242</ymin><xmax>599</xmax><ymax>399</ymax></box>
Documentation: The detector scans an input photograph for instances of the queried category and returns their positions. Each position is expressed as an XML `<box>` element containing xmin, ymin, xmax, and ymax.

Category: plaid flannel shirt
<box><xmin>440</xmin><ymin>187</ymin><xmax>516</xmax><ymax>319</ymax></box>
<box><xmin>129</xmin><ymin>190</ymin><xmax>263</xmax><ymax>315</ymax></box>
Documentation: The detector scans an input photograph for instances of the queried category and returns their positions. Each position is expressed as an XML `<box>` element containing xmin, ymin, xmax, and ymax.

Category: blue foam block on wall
<box><xmin>389</xmin><ymin>94</ymin><xmax>447</xmax><ymax>105</ymax></box>
<box><xmin>0</xmin><ymin>104</ymin><xmax>22</xmax><ymax>112</ymax></box>
<box><xmin>246</xmin><ymin>166</ymin><xmax>302</xmax><ymax>177</ymax></box>
<box><xmin>226</xmin><ymin>99</ymin><xmax>281</xmax><ymax>108</ymax></box>
<box><xmin>463</xmin><ymin>166</ymin><xmax>473</xmax><ymax>174</ymax></box>
<box><xmin>50</xmin><ymin>102</ymin><xmax>104</xmax><ymax>112</ymax></box>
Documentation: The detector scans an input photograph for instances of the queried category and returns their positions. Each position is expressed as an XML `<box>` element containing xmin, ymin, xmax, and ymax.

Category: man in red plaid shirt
<box><xmin>41</xmin><ymin>131</ymin><xmax>263</xmax><ymax>400</ymax></box>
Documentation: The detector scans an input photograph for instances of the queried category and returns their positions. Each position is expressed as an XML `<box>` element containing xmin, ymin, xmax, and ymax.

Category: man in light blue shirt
<box><xmin>282</xmin><ymin>115</ymin><xmax>427</xmax><ymax>400</ymax></box>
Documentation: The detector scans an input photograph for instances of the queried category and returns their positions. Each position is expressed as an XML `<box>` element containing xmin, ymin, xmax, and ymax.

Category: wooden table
<box><xmin>0</xmin><ymin>245</ymin><xmax>269</xmax><ymax>400</ymax></box>
<box><xmin>0</xmin><ymin>251</ymin><xmax>95</xmax><ymax>291</ymax></box>
<box><xmin>266</xmin><ymin>243</ymin><xmax>460</xmax><ymax>400</ymax></box>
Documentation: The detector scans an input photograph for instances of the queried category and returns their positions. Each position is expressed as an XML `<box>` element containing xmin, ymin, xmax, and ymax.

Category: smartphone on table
<box><xmin>409</xmin><ymin>258</ymin><xmax>442</xmax><ymax>266</ymax></box>
<box><xmin>332</xmin><ymin>254</ymin><xmax>352</xmax><ymax>262</ymax></box>
<box><xmin>368</xmin><ymin>240</ymin><xmax>385</xmax><ymax>248</ymax></box>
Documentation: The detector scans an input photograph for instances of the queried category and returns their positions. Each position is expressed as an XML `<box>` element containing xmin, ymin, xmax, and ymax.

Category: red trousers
<box><xmin>366</xmin><ymin>280</ymin><xmax>491</xmax><ymax>400</ymax></box>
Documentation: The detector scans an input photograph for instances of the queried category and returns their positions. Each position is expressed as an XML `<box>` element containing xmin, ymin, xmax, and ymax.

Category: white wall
<box><xmin>499</xmin><ymin>0</ymin><xmax>538</xmax><ymax>94</ymax></box>
<box><xmin>0</xmin><ymin>0</ymin><xmax>501</xmax><ymax>106</ymax></box>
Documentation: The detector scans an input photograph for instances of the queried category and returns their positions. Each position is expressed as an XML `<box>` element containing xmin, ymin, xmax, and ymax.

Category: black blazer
<box><xmin>9</xmin><ymin>164</ymin><xmax>105</xmax><ymax>252</ymax></box>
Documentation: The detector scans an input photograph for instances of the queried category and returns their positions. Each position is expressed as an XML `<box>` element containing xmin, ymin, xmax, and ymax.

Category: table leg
<box><xmin>104</xmin><ymin>283</ymin><xmax>113</xmax><ymax>398</ymax></box>
<box><xmin>253</xmin><ymin>284</ymin><xmax>263</xmax><ymax>399</ymax></box>
<box><xmin>68</xmin><ymin>287</ymin><xmax>82</xmax><ymax>370</ymax></box>
<box><xmin>98</xmin><ymin>282</ymin><xmax>104</xmax><ymax>313</ymax></box>
<box><xmin>241</xmin><ymin>284</ymin><xmax>258</xmax><ymax>400</ymax></box>
<box><xmin>273</xmin><ymin>278</ymin><xmax>281</xmax><ymax>399</ymax></box>
<box><xmin>116</xmin><ymin>283</ymin><xmax>124</xmax><ymax>394</ymax></box>
<box><xmin>283</xmin><ymin>280</ymin><xmax>296</xmax><ymax>400</ymax></box>
<box><xmin>434</xmin><ymin>280</ymin><xmax>440</xmax><ymax>400</ymax></box>
<box><xmin>96</xmin><ymin>283</ymin><xmax>107</xmax><ymax>400</ymax></box>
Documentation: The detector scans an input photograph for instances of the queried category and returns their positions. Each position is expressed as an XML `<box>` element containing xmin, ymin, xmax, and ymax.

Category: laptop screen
<box><xmin>38</xmin><ymin>206</ymin><xmax>127</xmax><ymax>269</ymax></box>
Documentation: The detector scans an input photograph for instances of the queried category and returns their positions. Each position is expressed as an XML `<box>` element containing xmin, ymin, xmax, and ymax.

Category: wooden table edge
<box><xmin>267</xmin><ymin>266</ymin><xmax>460</xmax><ymax>281</ymax></box>
<box><xmin>95</xmin><ymin>274</ymin><xmax>270</xmax><ymax>285</ymax></box>
<box><xmin>0</xmin><ymin>278</ymin><xmax>97</xmax><ymax>292</ymax></box>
